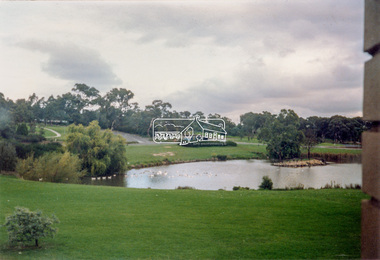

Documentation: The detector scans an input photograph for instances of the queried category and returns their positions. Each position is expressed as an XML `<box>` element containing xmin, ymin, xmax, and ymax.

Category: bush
<box><xmin>226</xmin><ymin>140</ymin><xmax>237</xmax><ymax>146</ymax></box>
<box><xmin>259</xmin><ymin>175</ymin><xmax>273</xmax><ymax>190</ymax></box>
<box><xmin>176</xmin><ymin>186</ymin><xmax>195</xmax><ymax>190</ymax></box>
<box><xmin>216</xmin><ymin>155</ymin><xmax>227</xmax><ymax>161</ymax></box>
<box><xmin>3</xmin><ymin>207</ymin><xmax>59</xmax><ymax>247</ymax></box>
<box><xmin>233</xmin><ymin>186</ymin><xmax>250</xmax><ymax>191</ymax></box>
<box><xmin>16</xmin><ymin>152</ymin><xmax>86</xmax><ymax>183</ymax></box>
<box><xmin>0</xmin><ymin>141</ymin><xmax>17</xmax><ymax>172</ymax></box>
<box><xmin>16</xmin><ymin>123</ymin><xmax>29</xmax><ymax>136</ymax></box>
<box><xmin>16</xmin><ymin>142</ymin><xmax>63</xmax><ymax>159</ymax></box>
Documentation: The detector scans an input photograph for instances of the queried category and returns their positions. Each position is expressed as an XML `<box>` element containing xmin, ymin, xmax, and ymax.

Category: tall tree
<box><xmin>259</xmin><ymin>109</ymin><xmax>304</xmax><ymax>160</ymax></box>
<box><xmin>99</xmin><ymin>88</ymin><xmax>134</xmax><ymax>129</ymax></box>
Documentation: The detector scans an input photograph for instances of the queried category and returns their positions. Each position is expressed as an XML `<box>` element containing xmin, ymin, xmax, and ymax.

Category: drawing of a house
<box><xmin>180</xmin><ymin>116</ymin><xmax>227</xmax><ymax>145</ymax></box>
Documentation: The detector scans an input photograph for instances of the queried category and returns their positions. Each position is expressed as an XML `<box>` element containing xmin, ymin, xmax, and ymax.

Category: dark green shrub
<box><xmin>176</xmin><ymin>186</ymin><xmax>195</xmax><ymax>190</ymax></box>
<box><xmin>233</xmin><ymin>186</ymin><xmax>250</xmax><ymax>191</ymax></box>
<box><xmin>226</xmin><ymin>140</ymin><xmax>237</xmax><ymax>146</ymax></box>
<box><xmin>17</xmin><ymin>134</ymin><xmax>46</xmax><ymax>143</ymax></box>
<box><xmin>16</xmin><ymin>123</ymin><xmax>29</xmax><ymax>136</ymax></box>
<box><xmin>216</xmin><ymin>155</ymin><xmax>227</xmax><ymax>161</ymax></box>
<box><xmin>259</xmin><ymin>175</ymin><xmax>273</xmax><ymax>190</ymax></box>
<box><xmin>3</xmin><ymin>207</ymin><xmax>59</xmax><ymax>247</ymax></box>
<box><xmin>0</xmin><ymin>141</ymin><xmax>17</xmax><ymax>172</ymax></box>
<box><xmin>15</xmin><ymin>142</ymin><xmax>63</xmax><ymax>159</ymax></box>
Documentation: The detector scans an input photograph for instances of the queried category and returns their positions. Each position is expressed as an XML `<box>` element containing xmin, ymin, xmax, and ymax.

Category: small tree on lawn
<box><xmin>3</xmin><ymin>207</ymin><xmax>59</xmax><ymax>247</ymax></box>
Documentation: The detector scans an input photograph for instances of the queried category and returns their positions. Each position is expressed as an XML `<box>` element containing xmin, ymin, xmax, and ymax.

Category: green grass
<box><xmin>310</xmin><ymin>147</ymin><xmax>362</xmax><ymax>155</ymax></box>
<box><xmin>0</xmin><ymin>175</ymin><xmax>367</xmax><ymax>259</ymax></box>
<box><xmin>228</xmin><ymin>136</ymin><xmax>261</xmax><ymax>143</ymax></box>
<box><xmin>40</xmin><ymin>125</ymin><xmax>68</xmax><ymax>141</ymax></box>
<box><xmin>316</xmin><ymin>142</ymin><xmax>346</xmax><ymax>147</ymax></box>
<box><xmin>125</xmin><ymin>143</ymin><xmax>267</xmax><ymax>167</ymax></box>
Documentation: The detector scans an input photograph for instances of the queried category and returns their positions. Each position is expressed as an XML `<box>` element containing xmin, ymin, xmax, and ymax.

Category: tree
<box><xmin>12</xmin><ymin>99</ymin><xmax>33</xmax><ymax>124</ymax></box>
<box><xmin>3</xmin><ymin>207</ymin><xmax>59</xmax><ymax>247</ymax></box>
<box><xmin>240</xmin><ymin>111</ymin><xmax>273</xmax><ymax>140</ymax></box>
<box><xmin>65</xmin><ymin>121</ymin><xmax>127</xmax><ymax>176</ymax></box>
<box><xmin>258</xmin><ymin>109</ymin><xmax>304</xmax><ymax>160</ymax></box>
<box><xmin>303</xmin><ymin>127</ymin><xmax>319</xmax><ymax>160</ymax></box>
<box><xmin>144</xmin><ymin>100</ymin><xmax>173</xmax><ymax>136</ymax></box>
<box><xmin>99</xmin><ymin>88</ymin><xmax>134</xmax><ymax>129</ymax></box>
<box><xmin>16</xmin><ymin>123</ymin><xmax>29</xmax><ymax>136</ymax></box>
<box><xmin>0</xmin><ymin>141</ymin><xmax>17</xmax><ymax>172</ymax></box>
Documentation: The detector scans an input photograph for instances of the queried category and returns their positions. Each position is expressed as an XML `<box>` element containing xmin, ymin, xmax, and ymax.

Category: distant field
<box><xmin>0</xmin><ymin>176</ymin><xmax>367</xmax><ymax>259</ymax></box>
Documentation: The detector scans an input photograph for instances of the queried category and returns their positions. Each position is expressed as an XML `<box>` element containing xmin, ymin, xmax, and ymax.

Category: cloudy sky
<box><xmin>0</xmin><ymin>1</ymin><xmax>370</xmax><ymax>122</ymax></box>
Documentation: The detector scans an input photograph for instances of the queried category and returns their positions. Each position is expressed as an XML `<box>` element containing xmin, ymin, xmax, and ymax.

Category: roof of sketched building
<box><xmin>181</xmin><ymin>117</ymin><xmax>226</xmax><ymax>135</ymax></box>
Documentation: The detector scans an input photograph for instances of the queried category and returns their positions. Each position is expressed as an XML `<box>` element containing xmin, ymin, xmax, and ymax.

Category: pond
<box><xmin>82</xmin><ymin>160</ymin><xmax>362</xmax><ymax>191</ymax></box>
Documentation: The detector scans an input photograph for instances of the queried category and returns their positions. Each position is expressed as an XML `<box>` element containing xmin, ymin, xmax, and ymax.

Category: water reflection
<box><xmin>82</xmin><ymin>175</ymin><xmax>126</xmax><ymax>187</ymax></box>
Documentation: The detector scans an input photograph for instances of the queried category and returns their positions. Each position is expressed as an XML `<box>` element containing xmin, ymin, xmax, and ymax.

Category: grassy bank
<box><xmin>36</xmin><ymin>126</ymin><xmax>361</xmax><ymax>166</ymax></box>
<box><xmin>124</xmin><ymin>143</ymin><xmax>361</xmax><ymax>168</ymax></box>
<box><xmin>0</xmin><ymin>176</ymin><xmax>367</xmax><ymax>259</ymax></box>
<box><xmin>125</xmin><ymin>143</ymin><xmax>267</xmax><ymax>168</ymax></box>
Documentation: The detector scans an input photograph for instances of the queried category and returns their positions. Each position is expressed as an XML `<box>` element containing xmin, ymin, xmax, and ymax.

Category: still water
<box><xmin>83</xmin><ymin>160</ymin><xmax>361</xmax><ymax>191</ymax></box>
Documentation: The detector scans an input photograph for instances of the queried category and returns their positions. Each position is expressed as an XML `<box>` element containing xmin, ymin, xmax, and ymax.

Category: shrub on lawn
<box><xmin>3</xmin><ymin>207</ymin><xmax>59</xmax><ymax>247</ymax></box>
<box><xmin>259</xmin><ymin>175</ymin><xmax>273</xmax><ymax>190</ymax></box>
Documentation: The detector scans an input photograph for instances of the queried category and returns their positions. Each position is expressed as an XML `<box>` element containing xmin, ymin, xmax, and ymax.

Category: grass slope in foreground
<box><xmin>0</xmin><ymin>176</ymin><xmax>367</xmax><ymax>259</ymax></box>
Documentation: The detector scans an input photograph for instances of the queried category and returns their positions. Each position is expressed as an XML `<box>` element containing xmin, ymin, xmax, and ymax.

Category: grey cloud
<box><xmin>102</xmin><ymin>0</ymin><xmax>363</xmax><ymax>51</ymax></box>
<box><xmin>166</xmin><ymin>57</ymin><xmax>363</xmax><ymax>118</ymax></box>
<box><xmin>16</xmin><ymin>40</ymin><xmax>122</xmax><ymax>89</ymax></box>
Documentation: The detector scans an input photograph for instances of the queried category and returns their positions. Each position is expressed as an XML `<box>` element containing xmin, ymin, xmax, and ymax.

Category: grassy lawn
<box><xmin>40</xmin><ymin>125</ymin><xmax>68</xmax><ymax>141</ymax></box>
<box><xmin>125</xmin><ymin>143</ymin><xmax>267</xmax><ymax>167</ymax></box>
<box><xmin>228</xmin><ymin>136</ymin><xmax>261</xmax><ymax>143</ymax></box>
<box><xmin>0</xmin><ymin>175</ymin><xmax>367</xmax><ymax>259</ymax></box>
<box><xmin>310</xmin><ymin>147</ymin><xmax>362</xmax><ymax>155</ymax></box>
<box><xmin>316</xmin><ymin>142</ymin><xmax>346</xmax><ymax>147</ymax></box>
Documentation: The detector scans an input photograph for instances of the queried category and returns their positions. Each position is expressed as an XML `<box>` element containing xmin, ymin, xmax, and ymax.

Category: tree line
<box><xmin>0</xmin><ymin>83</ymin><xmax>370</xmax><ymax>144</ymax></box>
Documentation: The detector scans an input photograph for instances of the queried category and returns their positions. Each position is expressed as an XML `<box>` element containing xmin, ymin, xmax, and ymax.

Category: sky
<box><xmin>0</xmin><ymin>0</ymin><xmax>370</xmax><ymax>122</ymax></box>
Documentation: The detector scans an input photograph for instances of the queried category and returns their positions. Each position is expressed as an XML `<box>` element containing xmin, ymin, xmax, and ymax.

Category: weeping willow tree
<box><xmin>65</xmin><ymin>121</ymin><xmax>127</xmax><ymax>176</ymax></box>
